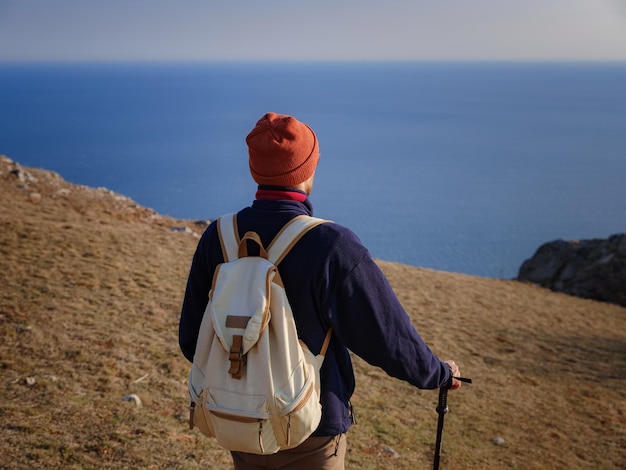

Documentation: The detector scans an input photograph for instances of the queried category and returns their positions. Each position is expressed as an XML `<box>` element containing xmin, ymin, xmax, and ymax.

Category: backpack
<box><xmin>188</xmin><ymin>213</ymin><xmax>333</xmax><ymax>455</ymax></box>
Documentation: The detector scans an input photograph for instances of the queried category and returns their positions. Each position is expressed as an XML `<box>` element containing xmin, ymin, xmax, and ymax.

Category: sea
<box><xmin>1</xmin><ymin>61</ymin><xmax>625</xmax><ymax>279</ymax></box>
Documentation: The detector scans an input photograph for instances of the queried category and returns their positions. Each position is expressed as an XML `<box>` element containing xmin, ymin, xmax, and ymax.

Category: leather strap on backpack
<box><xmin>228</xmin><ymin>335</ymin><xmax>246</xmax><ymax>379</ymax></box>
<box><xmin>320</xmin><ymin>328</ymin><xmax>333</xmax><ymax>356</ymax></box>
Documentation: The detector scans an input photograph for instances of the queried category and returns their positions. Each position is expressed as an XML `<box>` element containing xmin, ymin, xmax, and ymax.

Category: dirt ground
<box><xmin>1</xmin><ymin>155</ymin><xmax>625</xmax><ymax>469</ymax></box>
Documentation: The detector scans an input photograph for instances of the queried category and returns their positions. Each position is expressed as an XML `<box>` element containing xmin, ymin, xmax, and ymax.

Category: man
<box><xmin>179</xmin><ymin>112</ymin><xmax>462</xmax><ymax>469</ymax></box>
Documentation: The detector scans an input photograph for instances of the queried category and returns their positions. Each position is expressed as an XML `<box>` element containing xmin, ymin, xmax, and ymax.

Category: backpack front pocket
<box><xmin>206</xmin><ymin>388</ymin><xmax>279</xmax><ymax>454</ymax></box>
<box><xmin>274</xmin><ymin>364</ymin><xmax>322</xmax><ymax>449</ymax></box>
<box><xmin>188</xmin><ymin>383</ymin><xmax>215</xmax><ymax>437</ymax></box>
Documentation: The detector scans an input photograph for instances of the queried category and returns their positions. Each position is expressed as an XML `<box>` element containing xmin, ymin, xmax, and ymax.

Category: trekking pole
<box><xmin>433</xmin><ymin>376</ymin><xmax>472</xmax><ymax>470</ymax></box>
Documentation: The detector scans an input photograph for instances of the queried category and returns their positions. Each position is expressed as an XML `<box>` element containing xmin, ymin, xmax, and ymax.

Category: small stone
<box><xmin>171</xmin><ymin>226</ymin><xmax>198</xmax><ymax>237</ymax></box>
<box><xmin>492</xmin><ymin>436</ymin><xmax>506</xmax><ymax>446</ymax></box>
<box><xmin>382</xmin><ymin>447</ymin><xmax>400</xmax><ymax>458</ymax></box>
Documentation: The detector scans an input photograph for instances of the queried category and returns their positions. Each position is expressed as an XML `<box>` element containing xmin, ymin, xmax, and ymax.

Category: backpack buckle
<box><xmin>228</xmin><ymin>335</ymin><xmax>246</xmax><ymax>379</ymax></box>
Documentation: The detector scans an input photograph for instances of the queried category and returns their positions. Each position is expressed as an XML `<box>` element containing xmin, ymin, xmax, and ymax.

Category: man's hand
<box><xmin>444</xmin><ymin>360</ymin><xmax>462</xmax><ymax>391</ymax></box>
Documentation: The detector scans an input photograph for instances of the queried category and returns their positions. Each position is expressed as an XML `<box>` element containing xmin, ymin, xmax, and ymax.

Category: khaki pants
<box><xmin>231</xmin><ymin>434</ymin><xmax>346</xmax><ymax>470</ymax></box>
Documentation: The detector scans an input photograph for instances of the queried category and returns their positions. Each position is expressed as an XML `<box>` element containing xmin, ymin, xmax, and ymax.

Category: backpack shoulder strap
<box><xmin>267</xmin><ymin>215</ymin><xmax>329</xmax><ymax>265</ymax></box>
<box><xmin>216</xmin><ymin>213</ymin><xmax>240</xmax><ymax>262</ymax></box>
<box><xmin>267</xmin><ymin>215</ymin><xmax>334</xmax><ymax>356</ymax></box>
<box><xmin>217</xmin><ymin>213</ymin><xmax>330</xmax><ymax>264</ymax></box>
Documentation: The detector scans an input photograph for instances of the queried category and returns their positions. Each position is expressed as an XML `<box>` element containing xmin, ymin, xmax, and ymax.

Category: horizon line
<box><xmin>2</xmin><ymin>58</ymin><xmax>626</xmax><ymax>66</ymax></box>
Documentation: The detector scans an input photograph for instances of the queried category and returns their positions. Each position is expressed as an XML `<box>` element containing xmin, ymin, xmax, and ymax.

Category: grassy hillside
<box><xmin>1</xmin><ymin>156</ymin><xmax>624</xmax><ymax>469</ymax></box>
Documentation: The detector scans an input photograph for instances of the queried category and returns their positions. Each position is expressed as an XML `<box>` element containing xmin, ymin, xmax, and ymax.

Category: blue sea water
<box><xmin>1</xmin><ymin>62</ymin><xmax>625</xmax><ymax>279</ymax></box>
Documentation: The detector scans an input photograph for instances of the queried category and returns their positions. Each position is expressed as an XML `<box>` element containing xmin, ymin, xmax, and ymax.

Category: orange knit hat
<box><xmin>246</xmin><ymin>112</ymin><xmax>319</xmax><ymax>186</ymax></box>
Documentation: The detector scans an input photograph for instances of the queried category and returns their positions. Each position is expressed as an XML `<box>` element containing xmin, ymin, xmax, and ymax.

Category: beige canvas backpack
<box><xmin>188</xmin><ymin>213</ymin><xmax>332</xmax><ymax>454</ymax></box>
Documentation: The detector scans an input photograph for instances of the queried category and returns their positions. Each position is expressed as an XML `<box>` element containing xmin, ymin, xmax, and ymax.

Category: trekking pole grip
<box><xmin>438</xmin><ymin>374</ymin><xmax>473</xmax><ymax>414</ymax></box>
<box><xmin>436</xmin><ymin>385</ymin><xmax>449</xmax><ymax>415</ymax></box>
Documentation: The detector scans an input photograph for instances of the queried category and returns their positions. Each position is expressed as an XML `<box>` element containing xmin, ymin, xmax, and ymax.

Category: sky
<box><xmin>0</xmin><ymin>0</ymin><xmax>625</xmax><ymax>62</ymax></box>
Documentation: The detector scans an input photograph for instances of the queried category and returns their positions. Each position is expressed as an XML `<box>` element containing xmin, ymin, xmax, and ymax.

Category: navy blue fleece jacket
<box><xmin>179</xmin><ymin>190</ymin><xmax>451</xmax><ymax>436</ymax></box>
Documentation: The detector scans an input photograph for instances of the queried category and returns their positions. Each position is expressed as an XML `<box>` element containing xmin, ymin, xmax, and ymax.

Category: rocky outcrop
<box><xmin>517</xmin><ymin>234</ymin><xmax>626</xmax><ymax>307</ymax></box>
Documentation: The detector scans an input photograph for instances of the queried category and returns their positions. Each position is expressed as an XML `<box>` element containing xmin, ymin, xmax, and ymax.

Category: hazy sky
<box><xmin>1</xmin><ymin>0</ymin><xmax>625</xmax><ymax>62</ymax></box>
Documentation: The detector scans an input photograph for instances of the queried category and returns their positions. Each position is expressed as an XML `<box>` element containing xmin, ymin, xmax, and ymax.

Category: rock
<box><xmin>171</xmin><ymin>226</ymin><xmax>198</xmax><ymax>237</ymax></box>
<box><xmin>517</xmin><ymin>234</ymin><xmax>626</xmax><ymax>307</ymax></box>
<box><xmin>492</xmin><ymin>436</ymin><xmax>506</xmax><ymax>446</ymax></box>
<box><xmin>10</xmin><ymin>168</ymin><xmax>38</xmax><ymax>184</ymax></box>
<box><xmin>382</xmin><ymin>447</ymin><xmax>400</xmax><ymax>458</ymax></box>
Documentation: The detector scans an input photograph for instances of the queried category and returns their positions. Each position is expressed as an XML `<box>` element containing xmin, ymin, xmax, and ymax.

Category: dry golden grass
<box><xmin>1</xmin><ymin>155</ymin><xmax>625</xmax><ymax>469</ymax></box>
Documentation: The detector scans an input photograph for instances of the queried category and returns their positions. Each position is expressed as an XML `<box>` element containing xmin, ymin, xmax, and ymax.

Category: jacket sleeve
<box><xmin>327</xmin><ymin>239</ymin><xmax>450</xmax><ymax>390</ymax></box>
<box><xmin>178</xmin><ymin>222</ymin><xmax>219</xmax><ymax>362</ymax></box>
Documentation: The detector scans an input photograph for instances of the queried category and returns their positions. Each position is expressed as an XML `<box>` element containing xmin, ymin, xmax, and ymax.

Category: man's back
<box><xmin>181</xmin><ymin>195</ymin><xmax>449</xmax><ymax>437</ymax></box>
